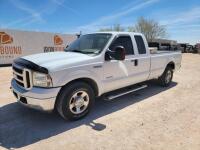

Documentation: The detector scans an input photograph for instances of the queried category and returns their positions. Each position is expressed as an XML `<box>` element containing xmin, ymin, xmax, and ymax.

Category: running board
<box><xmin>104</xmin><ymin>85</ymin><xmax>147</xmax><ymax>101</ymax></box>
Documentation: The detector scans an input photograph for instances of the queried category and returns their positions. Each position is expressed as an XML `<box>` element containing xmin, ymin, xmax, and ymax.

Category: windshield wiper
<box><xmin>67</xmin><ymin>49</ymin><xmax>96</xmax><ymax>54</ymax></box>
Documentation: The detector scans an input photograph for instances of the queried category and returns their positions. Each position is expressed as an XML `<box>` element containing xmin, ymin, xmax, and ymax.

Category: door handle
<box><xmin>131</xmin><ymin>59</ymin><xmax>138</xmax><ymax>66</ymax></box>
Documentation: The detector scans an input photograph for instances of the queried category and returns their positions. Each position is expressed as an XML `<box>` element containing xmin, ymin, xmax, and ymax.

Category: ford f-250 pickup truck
<box><xmin>11</xmin><ymin>32</ymin><xmax>182</xmax><ymax>120</ymax></box>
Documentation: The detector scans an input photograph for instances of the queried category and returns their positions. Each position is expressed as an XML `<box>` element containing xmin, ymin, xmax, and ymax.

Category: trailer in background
<box><xmin>0</xmin><ymin>29</ymin><xmax>77</xmax><ymax>66</ymax></box>
<box><xmin>148</xmin><ymin>38</ymin><xmax>178</xmax><ymax>51</ymax></box>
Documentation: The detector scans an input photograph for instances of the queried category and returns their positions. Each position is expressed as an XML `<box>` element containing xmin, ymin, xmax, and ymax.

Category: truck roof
<box><xmin>88</xmin><ymin>31</ymin><xmax>144</xmax><ymax>36</ymax></box>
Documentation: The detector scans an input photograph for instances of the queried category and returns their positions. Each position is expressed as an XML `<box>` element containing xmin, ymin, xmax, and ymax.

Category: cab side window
<box><xmin>109</xmin><ymin>36</ymin><xmax>134</xmax><ymax>55</ymax></box>
<box><xmin>134</xmin><ymin>35</ymin><xmax>146</xmax><ymax>54</ymax></box>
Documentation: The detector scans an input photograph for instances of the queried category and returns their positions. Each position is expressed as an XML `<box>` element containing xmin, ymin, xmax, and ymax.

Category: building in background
<box><xmin>0</xmin><ymin>29</ymin><xmax>76</xmax><ymax>65</ymax></box>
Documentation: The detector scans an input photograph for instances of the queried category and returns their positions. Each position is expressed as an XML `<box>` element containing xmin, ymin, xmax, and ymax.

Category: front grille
<box><xmin>13</xmin><ymin>63</ymin><xmax>32</xmax><ymax>90</ymax></box>
<box><xmin>16</xmin><ymin>80</ymin><xmax>24</xmax><ymax>87</ymax></box>
<box><xmin>26</xmin><ymin>71</ymin><xmax>31</xmax><ymax>88</ymax></box>
<box><xmin>13</xmin><ymin>65</ymin><xmax>23</xmax><ymax>74</ymax></box>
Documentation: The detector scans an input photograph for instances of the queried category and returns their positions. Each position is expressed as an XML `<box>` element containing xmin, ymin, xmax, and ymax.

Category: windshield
<box><xmin>65</xmin><ymin>33</ymin><xmax>112</xmax><ymax>55</ymax></box>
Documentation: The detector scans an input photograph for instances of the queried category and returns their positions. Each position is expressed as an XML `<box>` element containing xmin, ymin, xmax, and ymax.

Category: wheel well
<box><xmin>167</xmin><ymin>62</ymin><xmax>175</xmax><ymax>70</ymax></box>
<box><xmin>63</xmin><ymin>78</ymin><xmax>99</xmax><ymax>96</ymax></box>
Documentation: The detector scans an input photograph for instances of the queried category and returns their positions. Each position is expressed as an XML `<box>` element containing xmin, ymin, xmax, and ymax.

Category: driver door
<box><xmin>102</xmin><ymin>35</ymin><xmax>135</xmax><ymax>93</ymax></box>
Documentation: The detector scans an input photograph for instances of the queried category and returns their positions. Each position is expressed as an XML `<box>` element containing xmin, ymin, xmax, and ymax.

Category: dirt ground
<box><xmin>0</xmin><ymin>54</ymin><xmax>200</xmax><ymax>150</ymax></box>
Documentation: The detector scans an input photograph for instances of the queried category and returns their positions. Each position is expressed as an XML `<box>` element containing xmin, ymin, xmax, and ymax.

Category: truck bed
<box><xmin>148</xmin><ymin>50</ymin><xmax>182</xmax><ymax>79</ymax></box>
<box><xmin>151</xmin><ymin>50</ymin><xmax>181</xmax><ymax>55</ymax></box>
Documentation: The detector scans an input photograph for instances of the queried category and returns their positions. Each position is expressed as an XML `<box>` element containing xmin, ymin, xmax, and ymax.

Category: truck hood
<box><xmin>22</xmin><ymin>52</ymin><xmax>94</xmax><ymax>72</ymax></box>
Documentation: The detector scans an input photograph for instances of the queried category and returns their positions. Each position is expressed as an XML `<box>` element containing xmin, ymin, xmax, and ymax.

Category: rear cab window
<box><xmin>134</xmin><ymin>35</ymin><xmax>147</xmax><ymax>54</ymax></box>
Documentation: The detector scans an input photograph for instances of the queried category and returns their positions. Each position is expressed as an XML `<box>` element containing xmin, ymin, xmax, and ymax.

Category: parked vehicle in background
<box><xmin>179</xmin><ymin>43</ymin><xmax>186</xmax><ymax>53</ymax></box>
<box><xmin>186</xmin><ymin>45</ymin><xmax>194</xmax><ymax>53</ymax></box>
<box><xmin>11</xmin><ymin>32</ymin><xmax>182</xmax><ymax>120</ymax></box>
<box><xmin>194</xmin><ymin>43</ymin><xmax>200</xmax><ymax>53</ymax></box>
<box><xmin>175</xmin><ymin>43</ymin><xmax>199</xmax><ymax>54</ymax></box>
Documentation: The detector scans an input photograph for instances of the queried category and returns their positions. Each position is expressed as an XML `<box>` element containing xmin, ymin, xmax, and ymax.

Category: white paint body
<box><xmin>11</xmin><ymin>32</ymin><xmax>182</xmax><ymax>111</ymax></box>
<box><xmin>23</xmin><ymin>32</ymin><xmax>182</xmax><ymax>95</ymax></box>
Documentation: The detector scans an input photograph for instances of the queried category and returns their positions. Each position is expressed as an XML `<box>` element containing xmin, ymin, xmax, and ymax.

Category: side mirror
<box><xmin>105</xmin><ymin>46</ymin><xmax>125</xmax><ymax>61</ymax></box>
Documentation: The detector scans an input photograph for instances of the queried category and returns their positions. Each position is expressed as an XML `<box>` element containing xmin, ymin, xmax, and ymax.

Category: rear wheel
<box><xmin>56</xmin><ymin>82</ymin><xmax>95</xmax><ymax>120</ymax></box>
<box><xmin>158</xmin><ymin>67</ymin><xmax>173</xmax><ymax>87</ymax></box>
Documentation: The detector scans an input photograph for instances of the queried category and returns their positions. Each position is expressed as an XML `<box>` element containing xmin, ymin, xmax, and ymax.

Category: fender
<box><xmin>160</xmin><ymin>56</ymin><xmax>175</xmax><ymax>75</ymax></box>
<box><xmin>51</xmin><ymin>69</ymin><xmax>104</xmax><ymax>96</ymax></box>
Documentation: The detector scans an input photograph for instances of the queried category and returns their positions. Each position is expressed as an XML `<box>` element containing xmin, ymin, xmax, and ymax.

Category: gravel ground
<box><xmin>0</xmin><ymin>53</ymin><xmax>200</xmax><ymax>150</ymax></box>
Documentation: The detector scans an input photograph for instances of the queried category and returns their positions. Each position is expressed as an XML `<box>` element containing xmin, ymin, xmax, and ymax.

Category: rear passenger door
<box><xmin>134</xmin><ymin>35</ymin><xmax>151</xmax><ymax>82</ymax></box>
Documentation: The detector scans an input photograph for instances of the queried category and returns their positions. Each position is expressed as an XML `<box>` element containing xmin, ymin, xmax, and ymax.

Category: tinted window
<box><xmin>135</xmin><ymin>35</ymin><xmax>146</xmax><ymax>54</ymax></box>
<box><xmin>109</xmin><ymin>36</ymin><xmax>134</xmax><ymax>55</ymax></box>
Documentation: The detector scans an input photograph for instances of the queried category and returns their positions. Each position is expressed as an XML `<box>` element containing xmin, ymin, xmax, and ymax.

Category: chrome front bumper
<box><xmin>11</xmin><ymin>79</ymin><xmax>61</xmax><ymax>112</ymax></box>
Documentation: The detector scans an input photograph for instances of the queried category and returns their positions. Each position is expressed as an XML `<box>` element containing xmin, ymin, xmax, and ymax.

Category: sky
<box><xmin>0</xmin><ymin>0</ymin><xmax>200</xmax><ymax>44</ymax></box>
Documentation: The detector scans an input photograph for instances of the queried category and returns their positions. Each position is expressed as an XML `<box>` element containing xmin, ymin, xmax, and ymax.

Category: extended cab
<box><xmin>11</xmin><ymin>32</ymin><xmax>182</xmax><ymax>120</ymax></box>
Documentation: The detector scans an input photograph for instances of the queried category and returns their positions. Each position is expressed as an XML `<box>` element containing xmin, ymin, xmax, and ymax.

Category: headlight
<box><xmin>32</xmin><ymin>72</ymin><xmax>52</xmax><ymax>87</ymax></box>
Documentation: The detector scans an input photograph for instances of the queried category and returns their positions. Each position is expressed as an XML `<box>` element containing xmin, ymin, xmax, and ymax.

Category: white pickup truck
<box><xmin>11</xmin><ymin>32</ymin><xmax>182</xmax><ymax>120</ymax></box>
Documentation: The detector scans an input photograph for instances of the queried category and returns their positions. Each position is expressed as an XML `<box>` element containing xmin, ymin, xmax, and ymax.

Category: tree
<box><xmin>99</xmin><ymin>27</ymin><xmax>112</xmax><ymax>32</ymax></box>
<box><xmin>127</xmin><ymin>26</ymin><xmax>135</xmax><ymax>32</ymax></box>
<box><xmin>112</xmin><ymin>24</ymin><xmax>125</xmax><ymax>31</ymax></box>
<box><xmin>99</xmin><ymin>24</ymin><xmax>125</xmax><ymax>32</ymax></box>
<box><xmin>98</xmin><ymin>17</ymin><xmax>167</xmax><ymax>41</ymax></box>
<box><xmin>130</xmin><ymin>17</ymin><xmax>167</xmax><ymax>41</ymax></box>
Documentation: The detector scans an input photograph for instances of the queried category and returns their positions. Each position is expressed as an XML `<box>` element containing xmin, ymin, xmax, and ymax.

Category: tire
<box><xmin>158</xmin><ymin>67</ymin><xmax>173</xmax><ymax>87</ymax></box>
<box><xmin>56</xmin><ymin>82</ymin><xmax>95</xmax><ymax>120</ymax></box>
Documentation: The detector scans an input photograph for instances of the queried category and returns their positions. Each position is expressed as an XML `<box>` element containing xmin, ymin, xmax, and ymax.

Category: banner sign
<box><xmin>0</xmin><ymin>29</ymin><xmax>76</xmax><ymax>65</ymax></box>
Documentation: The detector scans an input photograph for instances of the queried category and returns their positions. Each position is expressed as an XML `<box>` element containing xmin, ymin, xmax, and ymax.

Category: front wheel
<box><xmin>158</xmin><ymin>67</ymin><xmax>173</xmax><ymax>87</ymax></box>
<box><xmin>56</xmin><ymin>82</ymin><xmax>95</xmax><ymax>120</ymax></box>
